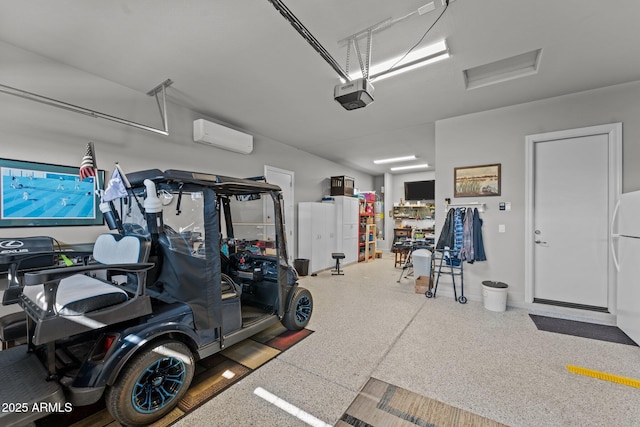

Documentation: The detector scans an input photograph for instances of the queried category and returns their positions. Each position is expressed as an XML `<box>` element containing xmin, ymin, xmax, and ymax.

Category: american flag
<box><xmin>79</xmin><ymin>142</ymin><xmax>97</xmax><ymax>181</ymax></box>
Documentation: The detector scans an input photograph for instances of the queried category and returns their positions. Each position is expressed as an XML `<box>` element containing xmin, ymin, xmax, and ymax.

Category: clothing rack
<box><xmin>428</xmin><ymin>204</ymin><xmax>487</xmax><ymax>303</ymax></box>
<box><xmin>444</xmin><ymin>201</ymin><xmax>485</xmax><ymax>212</ymax></box>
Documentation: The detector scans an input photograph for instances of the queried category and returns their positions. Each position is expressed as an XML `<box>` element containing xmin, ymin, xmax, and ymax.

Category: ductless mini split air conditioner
<box><xmin>193</xmin><ymin>119</ymin><xmax>253</xmax><ymax>154</ymax></box>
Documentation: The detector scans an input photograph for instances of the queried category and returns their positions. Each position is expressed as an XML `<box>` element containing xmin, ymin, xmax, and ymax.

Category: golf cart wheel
<box><xmin>425</xmin><ymin>290</ymin><xmax>433</xmax><ymax>298</ymax></box>
<box><xmin>282</xmin><ymin>287</ymin><xmax>313</xmax><ymax>330</ymax></box>
<box><xmin>458</xmin><ymin>296</ymin><xmax>468</xmax><ymax>304</ymax></box>
<box><xmin>105</xmin><ymin>340</ymin><xmax>194</xmax><ymax>426</ymax></box>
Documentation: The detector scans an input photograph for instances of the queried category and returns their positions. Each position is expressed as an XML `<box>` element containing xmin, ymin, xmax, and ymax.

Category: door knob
<box><xmin>535</xmin><ymin>240</ymin><xmax>547</xmax><ymax>244</ymax></box>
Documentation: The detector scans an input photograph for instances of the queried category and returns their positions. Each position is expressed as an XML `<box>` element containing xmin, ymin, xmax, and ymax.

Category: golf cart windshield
<box><xmin>119</xmin><ymin>189</ymin><xmax>278</xmax><ymax>259</ymax></box>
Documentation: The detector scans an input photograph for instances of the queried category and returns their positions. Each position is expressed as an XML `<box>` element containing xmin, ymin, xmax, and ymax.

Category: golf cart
<box><xmin>0</xmin><ymin>168</ymin><xmax>312</xmax><ymax>426</ymax></box>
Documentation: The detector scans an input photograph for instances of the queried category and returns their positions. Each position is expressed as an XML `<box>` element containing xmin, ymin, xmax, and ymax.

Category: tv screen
<box><xmin>404</xmin><ymin>180</ymin><xmax>435</xmax><ymax>201</ymax></box>
<box><xmin>0</xmin><ymin>158</ymin><xmax>104</xmax><ymax>227</ymax></box>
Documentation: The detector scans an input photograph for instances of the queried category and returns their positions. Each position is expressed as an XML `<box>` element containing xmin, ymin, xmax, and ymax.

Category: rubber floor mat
<box><xmin>529</xmin><ymin>314</ymin><xmax>637</xmax><ymax>346</ymax></box>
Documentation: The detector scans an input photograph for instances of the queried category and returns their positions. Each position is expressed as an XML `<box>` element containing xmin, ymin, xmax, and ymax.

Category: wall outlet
<box><xmin>499</xmin><ymin>224</ymin><xmax>506</xmax><ymax>233</ymax></box>
<box><xmin>441</xmin><ymin>0</ymin><xmax>455</xmax><ymax>5</ymax></box>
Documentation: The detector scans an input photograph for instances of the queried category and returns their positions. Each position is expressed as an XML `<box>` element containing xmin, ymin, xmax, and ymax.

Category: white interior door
<box><xmin>532</xmin><ymin>134</ymin><xmax>610</xmax><ymax>309</ymax></box>
<box><xmin>265</xmin><ymin>166</ymin><xmax>294</xmax><ymax>263</ymax></box>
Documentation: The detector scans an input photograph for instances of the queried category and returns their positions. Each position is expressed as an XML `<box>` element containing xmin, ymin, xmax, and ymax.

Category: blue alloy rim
<box><xmin>295</xmin><ymin>295</ymin><xmax>312</xmax><ymax>325</ymax></box>
<box><xmin>132</xmin><ymin>356</ymin><xmax>186</xmax><ymax>413</ymax></box>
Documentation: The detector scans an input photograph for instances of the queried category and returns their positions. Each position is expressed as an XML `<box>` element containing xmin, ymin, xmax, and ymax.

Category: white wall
<box><xmin>0</xmin><ymin>41</ymin><xmax>373</xmax><ymax>250</ymax></box>
<box><xmin>435</xmin><ymin>80</ymin><xmax>640</xmax><ymax>306</ymax></box>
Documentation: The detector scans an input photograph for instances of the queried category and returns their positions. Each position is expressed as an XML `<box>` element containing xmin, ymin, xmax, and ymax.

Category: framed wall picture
<box><xmin>454</xmin><ymin>163</ymin><xmax>501</xmax><ymax>197</ymax></box>
<box><xmin>0</xmin><ymin>158</ymin><xmax>104</xmax><ymax>227</ymax></box>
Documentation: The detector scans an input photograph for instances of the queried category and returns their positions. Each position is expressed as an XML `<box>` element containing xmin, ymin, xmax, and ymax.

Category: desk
<box><xmin>393</xmin><ymin>228</ymin><xmax>411</xmax><ymax>244</ymax></box>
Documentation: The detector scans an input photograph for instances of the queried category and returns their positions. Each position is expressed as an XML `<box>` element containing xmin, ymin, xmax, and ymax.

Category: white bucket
<box><xmin>412</xmin><ymin>249</ymin><xmax>431</xmax><ymax>278</ymax></box>
<box><xmin>482</xmin><ymin>281</ymin><xmax>508</xmax><ymax>312</ymax></box>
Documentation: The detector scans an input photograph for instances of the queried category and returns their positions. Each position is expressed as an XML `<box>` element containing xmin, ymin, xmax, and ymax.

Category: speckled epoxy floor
<box><xmin>175</xmin><ymin>255</ymin><xmax>640</xmax><ymax>427</ymax></box>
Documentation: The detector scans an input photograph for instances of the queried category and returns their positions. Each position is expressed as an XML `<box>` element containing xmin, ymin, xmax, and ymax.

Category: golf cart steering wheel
<box><xmin>234</xmin><ymin>250</ymin><xmax>254</xmax><ymax>270</ymax></box>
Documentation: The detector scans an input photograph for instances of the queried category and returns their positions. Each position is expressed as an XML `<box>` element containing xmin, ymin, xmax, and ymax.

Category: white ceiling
<box><xmin>1</xmin><ymin>1</ymin><xmax>640</xmax><ymax>175</ymax></box>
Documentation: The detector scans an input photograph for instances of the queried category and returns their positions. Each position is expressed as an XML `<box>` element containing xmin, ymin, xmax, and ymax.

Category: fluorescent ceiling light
<box><xmin>372</xmin><ymin>53</ymin><xmax>449</xmax><ymax>82</ymax></box>
<box><xmin>390</xmin><ymin>163</ymin><xmax>430</xmax><ymax>171</ymax></box>
<box><xmin>373</xmin><ymin>155</ymin><xmax>416</xmax><ymax>164</ymax></box>
<box><xmin>348</xmin><ymin>40</ymin><xmax>449</xmax><ymax>82</ymax></box>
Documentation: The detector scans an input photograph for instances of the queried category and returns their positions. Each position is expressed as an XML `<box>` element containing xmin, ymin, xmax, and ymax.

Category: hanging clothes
<box><xmin>460</xmin><ymin>207</ymin><xmax>474</xmax><ymax>262</ymax></box>
<box><xmin>453</xmin><ymin>208</ymin><xmax>464</xmax><ymax>253</ymax></box>
<box><xmin>472</xmin><ymin>207</ymin><xmax>487</xmax><ymax>261</ymax></box>
<box><xmin>436</xmin><ymin>208</ymin><xmax>455</xmax><ymax>250</ymax></box>
<box><xmin>441</xmin><ymin>208</ymin><xmax>464</xmax><ymax>266</ymax></box>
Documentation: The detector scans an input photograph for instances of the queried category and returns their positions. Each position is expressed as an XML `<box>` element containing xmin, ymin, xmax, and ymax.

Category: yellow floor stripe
<box><xmin>567</xmin><ymin>365</ymin><xmax>640</xmax><ymax>388</ymax></box>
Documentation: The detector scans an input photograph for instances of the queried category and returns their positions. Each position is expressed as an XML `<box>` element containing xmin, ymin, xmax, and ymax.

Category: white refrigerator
<box><xmin>612</xmin><ymin>190</ymin><xmax>640</xmax><ymax>344</ymax></box>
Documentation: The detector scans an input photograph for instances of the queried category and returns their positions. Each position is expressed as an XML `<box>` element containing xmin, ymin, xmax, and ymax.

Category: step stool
<box><xmin>331</xmin><ymin>253</ymin><xmax>345</xmax><ymax>275</ymax></box>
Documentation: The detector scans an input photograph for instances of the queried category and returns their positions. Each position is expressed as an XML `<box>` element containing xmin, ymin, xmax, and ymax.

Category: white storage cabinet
<box><xmin>298</xmin><ymin>202</ymin><xmax>337</xmax><ymax>274</ymax></box>
<box><xmin>334</xmin><ymin>196</ymin><xmax>359</xmax><ymax>265</ymax></box>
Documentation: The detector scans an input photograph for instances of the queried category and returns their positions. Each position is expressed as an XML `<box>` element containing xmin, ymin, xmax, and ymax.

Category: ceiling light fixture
<box><xmin>347</xmin><ymin>40</ymin><xmax>449</xmax><ymax>83</ymax></box>
<box><xmin>390</xmin><ymin>163</ymin><xmax>430</xmax><ymax>171</ymax></box>
<box><xmin>373</xmin><ymin>155</ymin><xmax>417</xmax><ymax>164</ymax></box>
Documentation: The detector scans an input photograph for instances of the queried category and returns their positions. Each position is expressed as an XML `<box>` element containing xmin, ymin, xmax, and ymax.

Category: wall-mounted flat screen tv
<box><xmin>404</xmin><ymin>180</ymin><xmax>435</xmax><ymax>201</ymax></box>
<box><xmin>0</xmin><ymin>158</ymin><xmax>104</xmax><ymax>227</ymax></box>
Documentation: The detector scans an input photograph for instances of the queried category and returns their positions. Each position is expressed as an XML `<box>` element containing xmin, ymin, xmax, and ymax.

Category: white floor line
<box><xmin>253</xmin><ymin>387</ymin><xmax>332</xmax><ymax>427</ymax></box>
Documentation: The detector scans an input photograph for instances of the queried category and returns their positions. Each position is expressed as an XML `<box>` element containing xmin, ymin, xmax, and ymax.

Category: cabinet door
<box><xmin>298</xmin><ymin>203</ymin><xmax>327</xmax><ymax>274</ymax></box>
<box><xmin>323</xmin><ymin>203</ymin><xmax>337</xmax><ymax>270</ymax></box>
<box><xmin>346</xmin><ymin>197</ymin><xmax>359</xmax><ymax>263</ymax></box>
<box><xmin>334</xmin><ymin>197</ymin><xmax>346</xmax><ymax>253</ymax></box>
<box><xmin>312</xmin><ymin>204</ymin><xmax>327</xmax><ymax>273</ymax></box>
<box><xmin>345</xmin><ymin>234</ymin><xmax>358</xmax><ymax>264</ymax></box>
<box><xmin>297</xmin><ymin>203</ymin><xmax>312</xmax><ymax>261</ymax></box>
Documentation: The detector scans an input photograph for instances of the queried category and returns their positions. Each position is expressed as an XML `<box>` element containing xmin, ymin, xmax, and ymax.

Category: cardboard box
<box><xmin>415</xmin><ymin>276</ymin><xmax>431</xmax><ymax>294</ymax></box>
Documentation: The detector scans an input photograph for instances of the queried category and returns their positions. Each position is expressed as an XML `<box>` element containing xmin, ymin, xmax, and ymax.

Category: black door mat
<box><xmin>529</xmin><ymin>314</ymin><xmax>638</xmax><ymax>346</ymax></box>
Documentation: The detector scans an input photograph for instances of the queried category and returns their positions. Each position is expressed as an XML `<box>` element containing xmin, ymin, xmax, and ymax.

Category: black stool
<box><xmin>331</xmin><ymin>253</ymin><xmax>345</xmax><ymax>275</ymax></box>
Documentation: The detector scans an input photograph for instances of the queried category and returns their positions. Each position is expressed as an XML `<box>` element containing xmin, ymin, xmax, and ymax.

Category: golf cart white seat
<box><xmin>21</xmin><ymin>234</ymin><xmax>154</xmax><ymax>345</ymax></box>
<box><xmin>22</xmin><ymin>273</ymin><xmax>129</xmax><ymax>316</ymax></box>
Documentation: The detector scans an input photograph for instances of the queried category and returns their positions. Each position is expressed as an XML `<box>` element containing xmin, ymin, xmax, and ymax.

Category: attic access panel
<box><xmin>463</xmin><ymin>49</ymin><xmax>542</xmax><ymax>90</ymax></box>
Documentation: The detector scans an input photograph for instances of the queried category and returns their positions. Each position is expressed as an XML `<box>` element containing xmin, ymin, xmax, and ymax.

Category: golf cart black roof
<box><xmin>126</xmin><ymin>169</ymin><xmax>282</xmax><ymax>195</ymax></box>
